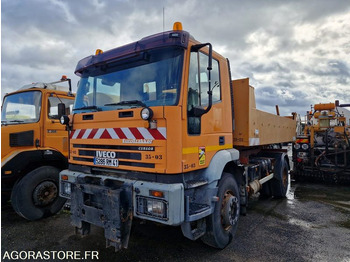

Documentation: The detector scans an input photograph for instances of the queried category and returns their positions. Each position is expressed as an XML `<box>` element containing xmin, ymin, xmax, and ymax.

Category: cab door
<box><xmin>43</xmin><ymin>93</ymin><xmax>75</xmax><ymax>158</ymax></box>
<box><xmin>182</xmin><ymin>48</ymin><xmax>232</xmax><ymax>172</ymax></box>
<box><xmin>1</xmin><ymin>90</ymin><xmax>43</xmax><ymax>160</ymax></box>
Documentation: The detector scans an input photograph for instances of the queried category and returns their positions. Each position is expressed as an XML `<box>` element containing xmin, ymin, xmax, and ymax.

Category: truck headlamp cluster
<box><xmin>294</xmin><ymin>143</ymin><xmax>309</xmax><ymax>151</ymax></box>
<box><xmin>141</xmin><ymin>107</ymin><xmax>153</xmax><ymax>121</ymax></box>
<box><xmin>294</xmin><ymin>143</ymin><xmax>301</xmax><ymax>150</ymax></box>
<box><xmin>301</xmin><ymin>144</ymin><xmax>309</xmax><ymax>150</ymax></box>
<box><xmin>60</xmin><ymin>181</ymin><xmax>71</xmax><ymax>198</ymax></box>
<box><xmin>136</xmin><ymin>196</ymin><xmax>168</xmax><ymax>220</ymax></box>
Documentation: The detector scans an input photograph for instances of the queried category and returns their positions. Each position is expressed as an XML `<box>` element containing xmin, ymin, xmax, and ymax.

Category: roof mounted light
<box><xmin>141</xmin><ymin>107</ymin><xmax>153</xmax><ymax>121</ymax></box>
<box><xmin>95</xmin><ymin>49</ymin><xmax>103</xmax><ymax>55</ymax></box>
<box><xmin>173</xmin><ymin>22</ymin><xmax>183</xmax><ymax>31</ymax></box>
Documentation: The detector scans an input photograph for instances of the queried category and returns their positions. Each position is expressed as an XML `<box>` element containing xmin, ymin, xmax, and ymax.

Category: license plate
<box><xmin>93</xmin><ymin>158</ymin><xmax>119</xmax><ymax>167</ymax></box>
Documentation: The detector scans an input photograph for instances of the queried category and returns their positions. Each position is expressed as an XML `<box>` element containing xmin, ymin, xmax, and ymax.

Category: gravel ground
<box><xmin>2</xmin><ymin>182</ymin><xmax>350</xmax><ymax>262</ymax></box>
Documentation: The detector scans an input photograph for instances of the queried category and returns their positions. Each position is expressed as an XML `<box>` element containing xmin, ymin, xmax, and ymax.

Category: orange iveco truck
<box><xmin>1</xmin><ymin>77</ymin><xmax>75</xmax><ymax>220</ymax></box>
<box><xmin>59</xmin><ymin>22</ymin><xmax>296</xmax><ymax>250</ymax></box>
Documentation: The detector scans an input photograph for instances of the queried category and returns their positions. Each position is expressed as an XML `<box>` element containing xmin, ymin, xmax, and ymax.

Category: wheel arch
<box><xmin>1</xmin><ymin>149</ymin><xmax>68</xmax><ymax>191</ymax></box>
<box><xmin>201</xmin><ymin>148</ymin><xmax>241</xmax><ymax>187</ymax></box>
<box><xmin>223</xmin><ymin>161</ymin><xmax>244</xmax><ymax>187</ymax></box>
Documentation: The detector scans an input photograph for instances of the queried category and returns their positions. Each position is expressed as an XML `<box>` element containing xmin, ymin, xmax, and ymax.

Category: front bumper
<box><xmin>59</xmin><ymin>169</ymin><xmax>184</xmax><ymax>249</ymax></box>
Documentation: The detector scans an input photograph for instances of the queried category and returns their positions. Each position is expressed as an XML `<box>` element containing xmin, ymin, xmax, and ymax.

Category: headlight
<box><xmin>61</xmin><ymin>182</ymin><xmax>71</xmax><ymax>197</ymax></box>
<box><xmin>147</xmin><ymin>200</ymin><xmax>164</xmax><ymax>215</ymax></box>
<box><xmin>301</xmin><ymin>144</ymin><xmax>309</xmax><ymax>150</ymax></box>
<box><xmin>136</xmin><ymin>196</ymin><xmax>168</xmax><ymax>220</ymax></box>
<box><xmin>294</xmin><ymin>143</ymin><xmax>301</xmax><ymax>150</ymax></box>
<box><xmin>141</xmin><ymin>107</ymin><xmax>153</xmax><ymax>120</ymax></box>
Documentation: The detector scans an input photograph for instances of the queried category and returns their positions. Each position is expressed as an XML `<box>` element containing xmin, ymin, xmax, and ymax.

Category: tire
<box><xmin>11</xmin><ymin>166</ymin><xmax>66</xmax><ymax>220</ymax></box>
<box><xmin>201</xmin><ymin>172</ymin><xmax>240</xmax><ymax>249</ymax></box>
<box><xmin>2</xmin><ymin>194</ymin><xmax>10</xmax><ymax>206</ymax></box>
<box><xmin>271</xmin><ymin>158</ymin><xmax>290</xmax><ymax>198</ymax></box>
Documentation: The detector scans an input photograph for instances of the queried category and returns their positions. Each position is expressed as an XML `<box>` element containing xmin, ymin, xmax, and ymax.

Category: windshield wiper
<box><xmin>73</xmin><ymin>105</ymin><xmax>102</xmax><ymax>111</ymax></box>
<box><xmin>104</xmin><ymin>100</ymin><xmax>146</xmax><ymax>107</ymax></box>
<box><xmin>2</xmin><ymin>119</ymin><xmax>24</xmax><ymax>126</ymax></box>
<box><xmin>9</xmin><ymin>120</ymin><xmax>24</xmax><ymax>123</ymax></box>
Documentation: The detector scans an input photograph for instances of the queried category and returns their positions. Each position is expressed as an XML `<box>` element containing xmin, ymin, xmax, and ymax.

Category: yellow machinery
<box><xmin>59</xmin><ymin>22</ymin><xmax>296</xmax><ymax>251</ymax></box>
<box><xmin>1</xmin><ymin>76</ymin><xmax>75</xmax><ymax>220</ymax></box>
<box><xmin>292</xmin><ymin>101</ymin><xmax>350</xmax><ymax>183</ymax></box>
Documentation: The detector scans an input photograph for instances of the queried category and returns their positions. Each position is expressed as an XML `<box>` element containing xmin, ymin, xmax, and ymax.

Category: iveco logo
<box><xmin>96</xmin><ymin>151</ymin><xmax>116</xmax><ymax>158</ymax></box>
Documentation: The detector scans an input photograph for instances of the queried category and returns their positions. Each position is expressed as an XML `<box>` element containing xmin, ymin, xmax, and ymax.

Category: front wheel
<box><xmin>201</xmin><ymin>173</ymin><xmax>240</xmax><ymax>249</ymax></box>
<box><xmin>11</xmin><ymin>166</ymin><xmax>66</xmax><ymax>220</ymax></box>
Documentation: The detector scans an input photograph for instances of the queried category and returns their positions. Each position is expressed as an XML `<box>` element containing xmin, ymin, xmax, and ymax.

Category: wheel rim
<box><xmin>221</xmin><ymin>191</ymin><xmax>239</xmax><ymax>231</ymax></box>
<box><xmin>282</xmin><ymin>168</ymin><xmax>288</xmax><ymax>187</ymax></box>
<box><xmin>282</xmin><ymin>167</ymin><xmax>291</xmax><ymax>195</ymax></box>
<box><xmin>33</xmin><ymin>181</ymin><xmax>58</xmax><ymax>207</ymax></box>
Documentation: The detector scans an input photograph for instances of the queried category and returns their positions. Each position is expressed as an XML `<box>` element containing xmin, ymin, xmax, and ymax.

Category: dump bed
<box><xmin>232</xmin><ymin>78</ymin><xmax>296</xmax><ymax>147</ymax></box>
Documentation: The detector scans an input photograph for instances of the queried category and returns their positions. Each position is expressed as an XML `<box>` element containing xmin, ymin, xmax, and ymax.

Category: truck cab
<box><xmin>1</xmin><ymin>77</ymin><xmax>75</xmax><ymax>220</ymax></box>
<box><xmin>59</xmin><ymin>23</ymin><xmax>296</xmax><ymax>250</ymax></box>
<box><xmin>67</xmin><ymin>26</ymin><xmax>230</xmax><ymax>175</ymax></box>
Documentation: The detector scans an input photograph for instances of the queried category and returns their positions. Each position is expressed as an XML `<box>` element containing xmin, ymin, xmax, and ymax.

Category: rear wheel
<box><xmin>11</xmin><ymin>166</ymin><xmax>66</xmax><ymax>220</ymax></box>
<box><xmin>201</xmin><ymin>173</ymin><xmax>240</xmax><ymax>249</ymax></box>
<box><xmin>271</xmin><ymin>158</ymin><xmax>290</xmax><ymax>198</ymax></box>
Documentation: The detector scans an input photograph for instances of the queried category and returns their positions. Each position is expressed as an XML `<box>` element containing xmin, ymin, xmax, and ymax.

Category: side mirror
<box><xmin>58</xmin><ymin>103</ymin><xmax>66</xmax><ymax>119</ymax></box>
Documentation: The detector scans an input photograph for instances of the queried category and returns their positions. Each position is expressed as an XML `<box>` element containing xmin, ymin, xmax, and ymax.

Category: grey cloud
<box><xmin>312</xmin><ymin>61</ymin><xmax>349</xmax><ymax>76</ymax></box>
<box><xmin>255</xmin><ymin>86</ymin><xmax>313</xmax><ymax>115</ymax></box>
<box><xmin>2</xmin><ymin>0</ymin><xmax>350</xmax><ymax>115</ymax></box>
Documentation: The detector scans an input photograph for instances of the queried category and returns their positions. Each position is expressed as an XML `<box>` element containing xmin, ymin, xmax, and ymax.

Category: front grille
<box><xmin>10</xmin><ymin>130</ymin><xmax>34</xmax><ymax>147</ymax></box>
<box><xmin>73</xmin><ymin>144</ymin><xmax>155</xmax><ymax>151</ymax></box>
<box><xmin>72</xmin><ymin>143</ymin><xmax>158</xmax><ymax>169</ymax></box>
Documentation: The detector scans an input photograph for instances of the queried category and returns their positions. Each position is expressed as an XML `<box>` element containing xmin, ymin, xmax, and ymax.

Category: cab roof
<box><xmin>75</xmin><ymin>30</ymin><xmax>193</xmax><ymax>76</ymax></box>
<box><xmin>18</xmin><ymin>82</ymin><xmax>68</xmax><ymax>91</ymax></box>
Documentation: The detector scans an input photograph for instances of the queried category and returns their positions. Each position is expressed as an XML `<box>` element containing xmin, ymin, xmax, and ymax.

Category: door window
<box><xmin>187</xmin><ymin>51</ymin><xmax>221</xmax><ymax>134</ymax></box>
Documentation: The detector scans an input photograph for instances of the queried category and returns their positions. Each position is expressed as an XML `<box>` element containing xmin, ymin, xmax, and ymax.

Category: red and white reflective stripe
<box><xmin>70</xmin><ymin>127</ymin><xmax>166</xmax><ymax>140</ymax></box>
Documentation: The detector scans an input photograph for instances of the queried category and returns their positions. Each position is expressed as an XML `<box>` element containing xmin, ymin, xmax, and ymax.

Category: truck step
<box><xmin>186</xmin><ymin>202</ymin><xmax>212</xmax><ymax>222</ymax></box>
<box><xmin>189</xmin><ymin>203</ymin><xmax>210</xmax><ymax>215</ymax></box>
<box><xmin>185</xmin><ymin>180</ymin><xmax>208</xmax><ymax>189</ymax></box>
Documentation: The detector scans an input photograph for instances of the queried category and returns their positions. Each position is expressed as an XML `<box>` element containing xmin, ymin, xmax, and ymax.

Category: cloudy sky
<box><xmin>2</xmin><ymin>0</ymin><xmax>350</xmax><ymax>116</ymax></box>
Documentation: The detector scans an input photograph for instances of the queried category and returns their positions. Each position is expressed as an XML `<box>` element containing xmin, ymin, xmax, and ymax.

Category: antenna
<box><xmin>163</xmin><ymin>7</ymin><xmax>165</xmax><ymax>32</ymax></box>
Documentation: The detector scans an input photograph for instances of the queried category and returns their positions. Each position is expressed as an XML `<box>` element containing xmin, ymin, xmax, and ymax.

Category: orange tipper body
<box><xmin>1</xmin><ymin>79</ymin><xmax>75</xmax><ymax>220</ymax></box>
<box><xmin>60</xmin><ymin>23</ymin><xmax>297</xmax><ymax>251</ymax></box>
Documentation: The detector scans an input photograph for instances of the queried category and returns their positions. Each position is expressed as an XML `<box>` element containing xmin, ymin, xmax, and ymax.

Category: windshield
<box><xmin>1</xmin><ymin>91</ymin><xmax>42</xmax><ymax>125</ymax></box>
<box><xmin>74</xmin><ymin>47</ymin><xmax>184</xmax><ymax>111</ymax></box>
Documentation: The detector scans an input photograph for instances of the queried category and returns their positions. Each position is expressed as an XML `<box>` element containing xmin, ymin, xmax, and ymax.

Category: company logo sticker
<box><xmin>199</xmin><ymin>147</ymin><xmax>206</xmax><ymax>166</ymax></box>
<box><xmin>94</xmin><ymin>150</ymin><xmax>119</xmax><ymax>167</ymax></box>
<box><xmin>122</xmin><ymin>139</ymin><xmax>153</xmax><ymax>144</ymax></box>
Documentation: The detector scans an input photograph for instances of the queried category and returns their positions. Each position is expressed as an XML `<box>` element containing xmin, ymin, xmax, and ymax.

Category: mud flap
<box><xmin>70</xmin><ymin>182</ymin><xmax>133</xmax><ymax>251</ymax></box>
